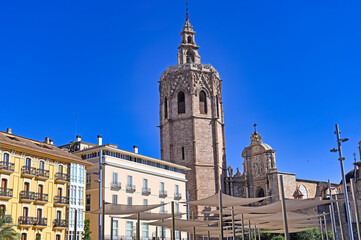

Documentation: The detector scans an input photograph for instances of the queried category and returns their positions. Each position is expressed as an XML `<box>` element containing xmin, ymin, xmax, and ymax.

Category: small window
<box><xmin>256</xmin><ymin>188</ymin><xmax>265</xmax><ymax>197</ymax></box>
<box><xmin>112</xmin><ymin>194</ymin><xmax>118</xmax><ymax>204</ymax></box>
<box><xmin>39</xmin><ymin>161</ymin><xmax>45</xmax><ymax>170</ymax></box>
<box><xmin>127</xmin><ymin>197</ymin><xmax>133</xmax><ymax>206</ymax></box>
<box><xmin>187</xmin><ymin>36</ymin><xmax>192</xmax><ymax>43</ymax></box>
<box><xmin>86</xmin><ymin>194</ymin><xmax>91</xmax><ymax>211</ymax></box>
<box><xmin>181</xmin><ymin>147</ymin><xmax>185</xmax><ymax>160</ymax></box>
<box><xmin>112</xmin><ymin>172</ymin><xmax>118</xmax><ymax>185</ymax></box>
<box><xmin>164</xmin><ymin>97</ymin><xmax>168</xmax><ymax>119</ymax></box>
<box><xmin>186</xmin><ymin>50</ymin><xmax>194</xmax><ymax>63</ymax></box>
<box><xmin>2</xmin><ymin>153</ymin><xmax>9</xmax><ymax>164</ymax></box>
<box><xmin>216</xmin><ymin>95</ymin><xmax>220</xmax><ymax>118</ymax></box>
<box><xmin>199</xmin><ymin>90</ymin><xmax>207</xmax><ymax>114</ymax></box>
<box><xmin>177</xmin><ymin>91</ymin><xmax>185</xmax><ymax>114</ymax></box>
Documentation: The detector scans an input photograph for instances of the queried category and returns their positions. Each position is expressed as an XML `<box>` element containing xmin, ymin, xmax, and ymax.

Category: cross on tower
<box><xmin>253</xmin><ymin>123</ymin><xmax>257</xmax><ymax>134</ymax></box>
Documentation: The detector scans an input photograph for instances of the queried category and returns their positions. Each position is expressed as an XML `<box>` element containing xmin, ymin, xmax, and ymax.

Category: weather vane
<box><xmin>186</xmin><ymin>0</ymin><xmax>189</xmax><ymax>21</ymax></box>
<box><xmin>253</xmin><ymin>123</ymin><xmax>257</xmax><ymax>134</ymax></box>
<box><xmin>354</xmin><ymin>153</ymin><xmax>357</xmax><ymax>163</ymax></box>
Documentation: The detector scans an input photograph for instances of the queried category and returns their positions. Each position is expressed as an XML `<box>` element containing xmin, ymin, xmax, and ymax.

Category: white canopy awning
<box><xmin>90</xmin><ymin>203</ymin><xmax>165</xmax><ymax>215</ymax></box>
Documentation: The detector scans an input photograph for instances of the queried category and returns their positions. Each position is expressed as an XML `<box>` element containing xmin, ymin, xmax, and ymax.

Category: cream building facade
<box><xmin>61</xmin><ymin>136</ymin><xmax>189</xmax><ymax>240</ymax></box>
<box><xmin>0</xmin><ymin>128</ymin><xmax>91</xmax><ymax>240</ymax></box>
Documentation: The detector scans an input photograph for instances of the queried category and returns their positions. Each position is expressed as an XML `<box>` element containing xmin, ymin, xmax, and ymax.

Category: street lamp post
<box><xmin>330</xmin><ymin>124</ymin><xmax>354</xmax><ymax>240</ymax></box>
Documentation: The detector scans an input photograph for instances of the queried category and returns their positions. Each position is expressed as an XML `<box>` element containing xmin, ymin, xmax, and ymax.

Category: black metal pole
<box><xmin>171</xmin><ymin>201</ymin><xmax>176</xmax><ymax>240</ymax></box>
<box><xmin>102</xmin><ymin>199</ymin><xmax>105</xmax><ymax>240</ymax></box>
<box><xmin>110</xmin><ymin>217</ymin><xmax>113</xmax><ymax>240</ymax></box>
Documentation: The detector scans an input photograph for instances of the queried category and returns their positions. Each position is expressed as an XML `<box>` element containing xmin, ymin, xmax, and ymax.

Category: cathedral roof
<box><xmin>340</xmin><ymin>167</ymin><xmax>359</xmax><ymax>184</ymax></box>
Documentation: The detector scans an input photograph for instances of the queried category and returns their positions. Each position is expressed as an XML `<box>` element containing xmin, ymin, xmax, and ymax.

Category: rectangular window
<box><xmin>175</xmin><ymin>184</ymin><xmax>179</xmax><ymax>195</ymax></box>
<box><xmin>142</xmin><ymin>223</ymin><xmax>149</xmax><ymax>238</ymax></box>
<box><xmin>143</xmin><ymin>179</ymin><xmax>148</xmax><ymax>189</ymax></box>
<box><xmin>86</xmin><ymin>194</ymin><xmax>91</xmax><ymax>211</ymax></box>
<box><xmin>112</xmin><ymin>194</ymin><xmax>118</xmax><ymax>204</ymax></box>
<box><xmin>127</xmin><ymin>175</ymin><xmax>133</xmax><ymax>187</ymax></box>
<box><xmin>86</xmin><ymin>172</ymin><xmax>91</xmax><ymax>185</ymax></box>
<box><xmin>143</xmin><ymin>199</ymin><xmax>148</xmax><ymax>206</ymax></box>
<box><xmin>112</xmin><ymin>172</ymin><xmax>118</xmax><ymax>185</ymax></box>
<box><xmin>126</xmin><ymin>221</ymin><xmax>134</xmax><ymax>238</ymax></box>
<box><xmin>127</xmin><ymin>197</ymin><xmax>133</xmax><ymax>206</ymax></box>
<box><xmin>181</xmin><ymin>147</ymin><xmax>185</xmax><ymax>160</ymax></box>
<box><xmin>176</xmin><ymin>231</ymin><xmax>180</xmax><ymax>240</ymax></box>
<box><xmin>112</xmin><ymin>220</ymin><xmax>118</xmax><ymax>238</ymax></box>
<box><xmin>160</xmin><ymin>201</ymin><xmax>165</xmax><ymax>213</ymax></box>
<box><xmin>175</xmin><ymin>202</ymin><xmax>179</xmax><ymax>213</ymax></box>
<box><xmin>160</xmin><ymin>182</ymin><xmax>164</xmax><ymax>192</ymax></box>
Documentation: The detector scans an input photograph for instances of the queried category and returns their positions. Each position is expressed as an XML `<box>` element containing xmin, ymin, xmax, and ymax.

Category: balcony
<box><xmin>174</xmin><ymin>193</ymin><xmax>182</xmax><ymax>200</ymax></box>
<box><xmin>159</xmin><ymin>190</ymin><xmax>167</xmax><ymax>198</ymax></box>
<box><xmin>55</xmin><ymin>172</ymin><xmax>70</xmax><ymax>184</ymax></box>
<box><xmin>36</xmin><ymin>169</ymin><xmax>49</xmax><ymax>180</ymax></box>
<box><xmin>21</xmin><ymin>166</ymin><xmax>37</xmax><ymax>178</ymax></box>
<box><xmin>110</xmin><ymin>182</ymin><xmax>121</xmax><ymax>191</ymax></box>
<box><xmin>34</xmin><ymin>193</ymin><xmax>48</xmax><ymax>204</ymax></box>
<box><xmin>53</xmin><ymin>219</ymin><xmax>68</xmax><ymax>230</ymax></box>
<box><xmin>0</xmin><ymin>188</ymin><xmax>13</xmax><ymax>200</ymax></box>
<box><xmin>33</xmin><ymin>217</ymin><xmax>47</xmax><ymax>229</ymax></box>
<box><xmin>20</xmin><ymin>191</ymin><xmax>35</xmax><ymax>203</ymax></box>
<box><xmin>126</xmin><ymin>185</ymin><xmax>136</xmax><ymax>193</ymax></box>
<box><xmin>0</xmin><ymin>162</ymin><xmax>14</xmax><ymax>174</ymax></box>
<box><xmin>54</xmin><ymin>196</ymin><xmax>69</xmax><ymax>207</ymax></box>
<box><xmin>18</xmin><ymin>216</ymin><xmax>33</xmax><ymax>228</ymax></box>
<box><xmin>142</xmin><ymin>188</ymin><xmax>151</xmax><ymax>196</ymax></box>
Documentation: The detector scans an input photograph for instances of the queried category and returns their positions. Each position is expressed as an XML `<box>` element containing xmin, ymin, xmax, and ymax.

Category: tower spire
<box><xmin>186</xmin><ymin>0</ymin><xmax>189</xmax><ymax>22</ymax></box>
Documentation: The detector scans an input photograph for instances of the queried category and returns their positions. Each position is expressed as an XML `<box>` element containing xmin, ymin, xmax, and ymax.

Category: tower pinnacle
<box><xmin>177</xmin><ymin>13</ymin><xmax>201</xmax><ymax>65</ymax></box>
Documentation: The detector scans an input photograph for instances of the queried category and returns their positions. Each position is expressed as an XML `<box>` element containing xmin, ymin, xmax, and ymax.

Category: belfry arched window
<box><xmin>199</xmin><ymin>90</ymin><xmax>207</xmax><ymax>114</ymax></box>
<box><xmin>186</xmin><ymin>50</ymin><xmax>194</xmax><ymax>63</ymax></box>
<box><xmin>177</xmin><ymin>91</ymin><xmax>185</xmax><ymax>114</ymax></box>
<box><xmin>164</xmin><ymin>97</ymin><xmax>168</xmax><ymax>119</ymax></box>
<box><xmin>187</xmin><ymin>36</ymin><xmax>192</xmax><ymax>44</ymax></box>
<box><xmin>216</xmin><ymin>95</ymin><xmax>220</xmax><ymax>118</ymax></box>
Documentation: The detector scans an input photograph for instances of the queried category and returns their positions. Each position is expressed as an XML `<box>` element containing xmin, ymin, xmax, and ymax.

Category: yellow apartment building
<box><xmin>60</xmin><ymin>136</ymin><xmax>189</xmax><ymax>240</ymax></box>
<box><xmin>0</xmin><ymin>128</ymin><xmax>92</xmax><ymax>240</ymax></box>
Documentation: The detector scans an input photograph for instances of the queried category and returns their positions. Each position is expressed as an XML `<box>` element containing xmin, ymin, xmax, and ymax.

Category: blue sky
<box><xmin>1</xmin><ymin>0</ymin><xmax>360</xmax><ymax>183</ymax></box>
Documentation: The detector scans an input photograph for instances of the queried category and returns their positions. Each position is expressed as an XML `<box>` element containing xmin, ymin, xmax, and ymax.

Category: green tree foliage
<box><xmin>0</xmin><ymin>214</ymin><xmax>19</xmax><ymax>240</ymax></box>
<box><xmin>82</xmin><ymin>219</ymin><xmax>92</xmax><ymax>240</ymax></box>
<box><xmin>258</xmin><ymin>229</ymin><xmax>333</xmax><ymax>240</ymax></box>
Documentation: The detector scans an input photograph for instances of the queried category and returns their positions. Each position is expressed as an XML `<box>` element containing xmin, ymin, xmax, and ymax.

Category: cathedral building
<box><xmin>158</xmin><ymin>16</ymin><xmax>227</xmax><ymax>209</ymax></box>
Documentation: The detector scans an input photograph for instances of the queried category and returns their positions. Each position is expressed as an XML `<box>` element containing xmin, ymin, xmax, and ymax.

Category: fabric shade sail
<box><xmin>183</xmin><ymin>192</ymin><xmax>269</xmax><ymax>207</ymax></box>
<box><xmin>120</xmin><ymin>212</ymin><xmax>184</xmax><ymax>220</ymax></box>
<box><xmin>90</xmin><ymin>203</ymin><xmax>165</xmax><ymax>215</ymax></box>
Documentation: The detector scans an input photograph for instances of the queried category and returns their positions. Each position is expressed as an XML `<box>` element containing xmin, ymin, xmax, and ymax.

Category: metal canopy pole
<box><xmin>332</xmin><ymin>124</ymin><xmax>354</xmax><ymax>240</ymax></box>
<box><xmin>351</xmin><ymin>178</ymin><xmax>361</xmax><ymax>240</ymax></box>
<box><xmin>219</xmin><ymin>191</ymin><xmax>224</xmax><ymax>240</ymax></box>
<box><xmin>232</xmin><ymin>207</ymin><xmax>236</xmax><ymax>240</ymax></box>
<box><xmin>155</xmin><ymin>226</ymin><xmax>158</xmax><ymax>240</ymax></box>
<box><xmin>323</xmin><ymin>212</ymin><xmax>329</xmax><ymax>240</ymax></box>
<box><xmin>335</xmin><ymin>195</ymin><xmax>344</xmax><ymax>240</ymax></box>
<box><xmin>328</xmin><ymin>180</ymin><xmax>338</xmax><ymax>240</ymax></box>
<box><xmin>192</xmin><ymin>211</ymin><xmax>196</xmax><ymax>240</ymax></box>
<box><xmin>329</xmin><ymin>205</ymin><xmax>336</xmax><ymax>240</ymax></box>
<box><xmin>241</xmin><ymin>214</ymin><xmax>245</xmax><ymax>240</ymax></box>
<box><xmin>110</xmin><ymin>217</ymin><xmax>113</xmax><ymax>240</ymax></box>
<box><xmin>258</xmin><ymin>228</ymin><xmax>260</xmax><ymax>240</ymax></box>
<box><xmin>248</xmin><ymin>220</ymin><xmax>251</xmax><ymax>240</ymax></box>
<box><xmin>320</xmin><ymin>218</ymin><xmax>324</xmax><ymax>240</ymax></box>
<box><xmin>279</xmin><ymin>175</ymin><xmax>289</xmax><ymax>240</ymax></box>
<box><xmin>99</xmin><ymin>149</ymin><xmax>103</xmax><ymax>240</ymax></box>
<box><xmin>171</xmin><ymin>201</ymin><xmax>176</xmax><ymax>240</ymax></box>
<box><xmin>102</xmin><ymin>200</ymin><xmax>105</xmax><ymax>240</ymax></box>
<box><xmin>136</xmin><ymin>212</ymin><xmax>140</xmax><ymax>240</ymax></box>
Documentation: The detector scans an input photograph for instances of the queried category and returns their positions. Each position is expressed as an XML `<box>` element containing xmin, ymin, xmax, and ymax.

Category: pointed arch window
<box><xmin>186</xmin><ymin>51</ymin><xmax>194</xmax><ymax>63</ymax></box>
<box><xmin>177</xmin><ymin>91</ymin><xmax>185</xmax><ymax>114</ymax></box>
<box><xmin>164</xmin><ymin>97</ymin><xmax>168</xmax><ymax>119</ymax></box>
<box><xmin>256</xmin><ymin>187</ymin><xmax>265</xmax><ymax>198</ymax></box>
<box><xmin>199</xmin><ymin>90</ymin><xmax>207</xmax><ymax>114</ymax></box>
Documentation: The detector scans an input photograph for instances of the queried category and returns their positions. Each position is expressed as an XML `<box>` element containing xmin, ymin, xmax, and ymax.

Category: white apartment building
<box><xmin>68</xmin><ymin>162</ymin><xmax>86</xmax><ymax>240</ymax></box>
<box><xmin>63</xmin><ymin>136</ymin><xmax>189</xmax><ymax>240</ymax></box>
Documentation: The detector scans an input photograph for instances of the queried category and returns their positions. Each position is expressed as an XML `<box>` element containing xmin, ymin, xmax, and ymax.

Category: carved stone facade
<box><xmin>159</xmin><ymin>19</ymin><xmax>226</xmax><ymax>211</ymax></box>
<box><xmin>226</xmin><ymin>129</ymin><xmax>333</xmax><ymax>204</ymax></box>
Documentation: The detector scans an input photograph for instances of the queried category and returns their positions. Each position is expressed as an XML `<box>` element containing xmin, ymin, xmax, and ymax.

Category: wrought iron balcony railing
<box><xmin>18</xmin><ymin>216</ymin><xmax>33</xmax><ymax>225</ymax></box>
<box><xmin>36</xmin><ymin>169</ymin><xmax>49</xmax><ymax>179</ymax></box>
<box><xmin>53</xmin><ymin>219</ymin><xmax>68</xmax><ymax>228</ymax></box>
<box><xmin>0</xmin><ymin>162</ymin><xmax>14</xmax><ymax>172</ymax></box>
<box><xmin>55</xmin><ymin>172</ymin><xmax>70</xmax><ymax>182</ymax></box>
<box><xmin>126</xmin><ymin>185</ymin><xmax>136</xmax><ymax>193</ymax></box>
<box><xmin>110</xmin><ymin>182</ymin><xmax>121</xmax><ymax>190</ymax></box>
<box><xmin>20</xmin><ymin>191</ymin><xmax>35</xmax><ymax>201</ymax></box>
<box><xmin>54</xmin><ymin>196</ymin><xmax>69</xmax><ymax>205</ymax></box>
<box><xmin>35</xmin><ymin>193</ymin><xmax>48</xmax><ymax>202</ymax></box>
<box><xmin>142</xmin><ymin>188</ymin><xmax>151</xmax><ymax>196</ymax></box>
<box><xmin>174</xmin><ymin>193</ymin><xmax>182</xmax><ymax>200</ymax></box>
<box><xmin>21</xmin><ymin>166</ymin><xmax>37</xmax><ymax>176</ymax></box>
<box><xmin>159</xmin><ymin>190</ymin><xmax>168</xmax><ymax>198</ymax></box>
<box><xmin>33</xmin><ymin>217</ymin><xmax>47</xmax><ymax>226</ymax></box>
<box><xmin>0</xmin><ymin>188</ymin><xmax>13</xmax><ymax>198</ymax></box>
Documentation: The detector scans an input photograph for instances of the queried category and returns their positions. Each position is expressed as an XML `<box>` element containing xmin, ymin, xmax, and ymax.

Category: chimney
<box><xmin>6</xmin><ymin>128</ymin><xmax>12</xmax><ymax>134</ymax></box>
<box><xmin>49</xmin><ymin>139</ymin><xmax>54</xmax><ymax>145</ymax></box>
<box><xmin>76</xmin><ymin>135</ymin><xmax>81</xmax><ymax>142</ymax></box>
<box><xmin>44</xmin><ymin>137</ymin><xmax>50</xmax><ymax>144</ymax></box>
<box><xmin>97</xmin><ymin>135</ymin><xmax>102</xmax><ymax>146</ymax></box>
<box><xmin>133</xmin><ymin>145</ymin><xmax>138</xmax><ymax>154</ymax></box>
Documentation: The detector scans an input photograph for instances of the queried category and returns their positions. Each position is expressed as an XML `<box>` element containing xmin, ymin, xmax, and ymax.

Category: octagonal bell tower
<box><xmin>159</xmin><ymin>16</ymin><xmax>227</xmax><ymax>208</ymax></box>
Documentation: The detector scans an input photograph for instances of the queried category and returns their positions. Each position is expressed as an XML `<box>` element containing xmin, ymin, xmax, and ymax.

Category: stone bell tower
<box><xmin>159</xmin><ymin>16</ymin><xmax>227</xmax><ymax>206</ymax></box>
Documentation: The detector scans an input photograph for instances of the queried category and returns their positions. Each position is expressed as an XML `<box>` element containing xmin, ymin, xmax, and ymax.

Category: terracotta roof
<box><xmin>0</xmin><ymin>131</ymin><xmax>92</xmax><ymax>166</ymax></box>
